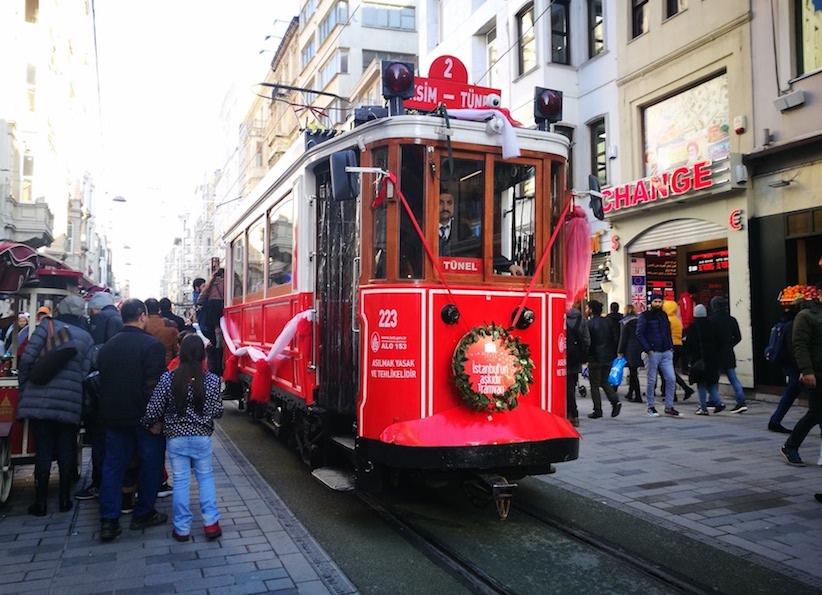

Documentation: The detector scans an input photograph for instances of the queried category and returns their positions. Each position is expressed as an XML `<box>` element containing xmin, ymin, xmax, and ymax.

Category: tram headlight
<box><xmin>511</xmin><ymin>307</ymin><xmax>535</xmax><ymax>330</ymax></box>
<box><xmin>441</xmin><ymin>304</ymin><xmax>460</xmax><ymax>325</ymax></box>
<box><xmin>534</xmin><ymin>87</ymin><xmax>563</xmax><ymax>131</ymax></box>
<box><xmin>381</xmin><ymin>60</ymin><xmax>415</xmax><ymax>116</ymax></box>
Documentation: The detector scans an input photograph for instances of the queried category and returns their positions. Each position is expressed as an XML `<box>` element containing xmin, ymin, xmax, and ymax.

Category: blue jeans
<box><xmin>167</xmin><ymin>436</ymin><xmax>220</xmax><ymax>535</ymax></box>
<box><xmin>646</xmin><ymin>350</ymin><xmax>675</xmax><ymax>409</ymax></box>
<box><xmin>722</xmin><ymin>367</ymin><xmax>746</xmax><ymax>405</ymax></box>
<box><xmin>696</xmin><ymin>383</ymin><xmax>725</xmax><ymax>409</ymax></box>
<box><xmin>99</xmin><ymin>427</ymin><xmax>165</xmax><ymax>521</ymax></box>
<box><xmin>770</xmin><ymin>366</ymin><xmax>801</xmax><ymax>425</ymax></box>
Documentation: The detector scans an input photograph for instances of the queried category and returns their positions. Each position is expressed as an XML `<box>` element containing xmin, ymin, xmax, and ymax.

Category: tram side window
<box><xmin>399</xmin><ymin>145</ymin><xmax>425</xmax><ymax>279</ymax></box>
<box><xmin>268</xmin><ymin>197</ymin><xmax>294</xmax><ymax>288</ymax></box>
<box><xmin>494</xmin><ymin>163</ymin><xmax>535</xmax><ymax>276</ymax></box>
<box><xmin>372</xmin><ymin>146</ymin><xmax>388</xmax><ymax>279</ymax></box>
<box><xmin>550</xmin><ymin>161</ymin><xmax>564</xmax><ymax>284</ymax></box>
<box><xmin>231</xmin><ymin>236</ymin><xmax>245</xmax><ymax>303</ymax></box>
<box><xmin>438</xmin><ymin>157</ymin><xmax>484</xmax><ymax>262</ymax></box>
<box><xmin>246</xmin><ymin>217</ymin><xmax>265</xmax><ymax>299</ymax></box>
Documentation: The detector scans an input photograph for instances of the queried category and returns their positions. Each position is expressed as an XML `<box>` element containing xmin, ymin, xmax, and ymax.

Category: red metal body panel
<box><xmin>0</xmin><ymin>385</ymin><xmax>35</xmax><ymax>457</ymax></box>
<box><xmin>223</xmin><ymin>292</ymin><xmax>315</xmax><ymax>402</ymax></box>
<box><xmin>358</xmin><ymin>285</ymin><xmax>568</xmax><ymax>445</ymax></box>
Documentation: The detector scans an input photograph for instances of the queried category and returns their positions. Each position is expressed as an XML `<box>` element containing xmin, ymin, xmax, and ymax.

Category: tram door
<box><xmin>314</xmin><ymin>162</ymin><xmax>359</xmax><ymax>416</ymax></box>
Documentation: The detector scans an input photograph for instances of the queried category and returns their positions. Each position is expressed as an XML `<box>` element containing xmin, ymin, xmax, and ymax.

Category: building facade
<box><xmin>605</xmin><ymin>0</ymin><xmax>755</xmax><ymax>385</ymax></box>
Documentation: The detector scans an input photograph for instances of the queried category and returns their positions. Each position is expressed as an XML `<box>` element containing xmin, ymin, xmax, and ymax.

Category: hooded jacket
<box><xmin>90</xmin><ymin>305</ymin><xmax>123</xmax><ymax>345</ymax></box>
<box><xmin>792</xmin><ymin>299</ymin><xmax>822</xmax><ymax>377</ymax></box>
<box><xmin>683</xmin><ymin>317</ymin><xmax>721</xmax><ymax>385</ymax></box>
<box><xmin>565</xmin><ymin>307</ymin><xmax>590</xmax><ymax>374</ymax></box>
<box><xmin>17</xmin><ymin>316</ymin><xmax>94</xmax><ymax>425</ymax></box>
<box><xmin>708</xmin><ymin>297</ymin><xmax>741</xmax><ymax>369</ymax></box>
<box><xmin>618</xmin><ymin>314</ymin><xmax>644</xmax><ymax>368</ymax></box>
<box><xmin>662</xmin><ymin>300</ymin><xmax>683</xmax><ymax>346</ymax></box>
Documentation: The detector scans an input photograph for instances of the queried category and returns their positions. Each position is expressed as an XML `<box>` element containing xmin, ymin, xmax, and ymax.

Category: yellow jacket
<box><xmin>662</xmin><ymin>300</ymin><xmax>683</xmax><ymax>346</ymax></box>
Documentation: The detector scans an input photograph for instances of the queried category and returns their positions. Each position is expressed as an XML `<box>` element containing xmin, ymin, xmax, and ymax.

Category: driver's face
<box><xmin>439</xmin><ymin>193</ymin><xmax>454</xmax><ymax>224</ymax></box>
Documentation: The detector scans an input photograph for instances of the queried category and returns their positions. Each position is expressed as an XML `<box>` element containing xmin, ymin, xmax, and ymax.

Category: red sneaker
<box><xmin>203</xmin><ymin>522</ymin><xmax>222</xmax><ymax>540</ymax></box>
<box><xmin>171</xmin><ymin>529</ymin><xmax>190</xmax><ymax>542</ymax></box>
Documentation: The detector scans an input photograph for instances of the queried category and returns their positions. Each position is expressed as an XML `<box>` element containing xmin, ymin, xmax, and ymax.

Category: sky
<box><xmin>94</xmin><ymin>0</ymin><xmax>299</xmax><ymax>298</ymax></box>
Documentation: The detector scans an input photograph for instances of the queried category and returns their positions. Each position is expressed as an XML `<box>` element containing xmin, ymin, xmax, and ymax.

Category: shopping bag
<box><xmin>608</xmin><ymin>357</ymin><xmax>627</xmax><ymax>387</ymax></box>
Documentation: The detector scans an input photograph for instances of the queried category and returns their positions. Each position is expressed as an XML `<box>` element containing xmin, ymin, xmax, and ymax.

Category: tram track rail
<box><xmin>359</xmin><ymin>486</ymin><xmax>715</xmax><ymax>595</ymax></box>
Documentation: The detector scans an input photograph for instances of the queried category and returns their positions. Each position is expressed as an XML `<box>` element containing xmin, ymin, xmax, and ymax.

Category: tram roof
<box><xmin>224</xmin><ymin>115</ymin><xmax>569</xmax><ymax>241</ymax></box>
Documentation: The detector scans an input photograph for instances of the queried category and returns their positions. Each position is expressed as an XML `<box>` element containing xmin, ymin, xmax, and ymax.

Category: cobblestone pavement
<box><xmin>543</xmin><ymin>393</ymin><xmax>822</xmax><ymax>588</ymax></box>
<box><xmin>0</xmin><ymin>426</ymin><xmax>357</xmax><ymax>595</ymax></box>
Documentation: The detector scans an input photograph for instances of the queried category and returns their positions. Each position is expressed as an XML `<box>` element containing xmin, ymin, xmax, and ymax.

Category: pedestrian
<box><xmin>768</xmin><ymin>302</ymin><xmax>802</xmax><ymax>433</ymax></box>
<box><xmin>159</xmin><ymin>298</ymin><xmax>186</xmax><ymax>332</ymax></box>
<box><xmin>197</xmin><ymin>269</ymin><xmax>225</xmax><ymax>374</ymax></box>
<box><xmin>709</xmin><ymin>296</ymin><xmax>747</xmax><ymax>412</ymax></box>
<box><xmin>192</xmin><ymin>278</ymin><xmax>206</xmax><ymax>307</ymax></box>
<box><xmin>145</xmin><ymin>298</ymin><xmax>180</xmax><ymax>365</ymax></box>
<box><xmin>88</xmin><ymin>292</ymin><xmax>123</xmax><ymax>345</ymax></box>
<box><xmin>662</xmin><ymin>300</ymin><xmax>695</xmax><ymax>401</ymax></box>
<box><xmin>684</xmin><ymin>304</ymin><xmax>726</xmax><ymax>415</ymax></box>
<box><xmin>97</xmin><ymin>299</ymin><xmax>168</xmax><ymax>541</ymax></box>
<box><xmin>606</xmin><ymin>302</ymin><xmax>623</xmax><ymax>328</ymax></box>
<box><xmin>585</xmin><ymin>300</ymin><xmax>621</xmax><ymax>419</ymax></box>
<box><xmin>142</xmin><ymin>334</ymin><xmax>223</xmax><ymax>541</ymax></box>
<box><xmin>780</xmin><ymin>281</ymin><xmax>822</xmax><ymax>467</ymax></box>
<box><xmin>636</xmin><ymin>293</ymin><xmax>680</xmax><ymax>417</ymax></box>
<box><xmin>678</xmin><ymin>285</ymin><xmax>696</xmax><ymax>331</ymax></box>
<box><xmin>17</xmin><ymin>295</ymin><xmax>94</xmax><ymax>515</ymax></box>
<box><xmin>565</xmin><ymin>304</ymin><xmax>590</xmax><ymax>427</ymax></box>
<box><xmin>618</xmin><ymin>304</ymin><xmax>643</xmax><ymax>402</ymax></box>
<box><xmin>4</xmin><ymin>312</ymin><xmax>30</xmax><ymax>359</ymax></box>
<box><xmin>74</xmin><ymin>292</ymin><xmax>125</xmax><ymax>501</ymax></box>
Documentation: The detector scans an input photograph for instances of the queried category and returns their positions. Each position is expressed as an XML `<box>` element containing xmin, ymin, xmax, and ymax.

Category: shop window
<box><xmin>588</xmin><ymin>0</ymin><xmax>604</xmax><ymax>58</ymax></box>
<box><xmin>371</xmin><ymin>147</ymin><xmax>388</xmax><ymax>279</ymax></box>
<box><xmin>550</xmin><ymin>0</ymin><xmax>570</xmax><ymax>65</ymax></box>
<box><xmin>517</xmin><ymin>3</ymin><xmax>537</xmax><ymax>75</ymax></box>
<box><xmin>643</xmin><ymin>74</ymin><xmax>729</xmax><ymax>177</ymax></box>
<box><xmin>666</xmin><ymin>0</ymin><xmax>687</xmax><ymax>19</ymax></box>
<box><xmin>589</xmin><ymin>118</ymin><xmax>607</xmax><ymax>185</ymax></box>
<box><xmin>268</xmin><ymin>198</ymin><xmax>293</xmax><ymax>288</ymax></box>
<box><xmin>632</xmin><ymin>0</ymin><xmax>649</xmax><ymax>38</ymax></box>
<box><xmin>399</xmin><ymin>145</ymin><xmax>425</xmax><ymax>279</ymax></box>
<box><xmin>494</xmin><ymin>163</ymin><xmax>536</xmax><ymax>276</ymax></box>
<box><xmin>439</xmin><ymin>157</ymin><xmax>484</xmax><ymax>262</ymax></box>
<box><xmin>231</xmin><ymin>236</ymin><xmax>245</xmax><ymax>302</ymax></box>
<box><xmin>795</xmin><ymin>0</ymin><xmax>822</xmax><ymax>76</ymax></box>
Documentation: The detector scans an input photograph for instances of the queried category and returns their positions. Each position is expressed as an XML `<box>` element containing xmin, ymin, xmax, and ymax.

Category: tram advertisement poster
<box><xmin>362</xmin><ymin>291</ymin><xmax>422</xmax><ymax>391</ymax></box>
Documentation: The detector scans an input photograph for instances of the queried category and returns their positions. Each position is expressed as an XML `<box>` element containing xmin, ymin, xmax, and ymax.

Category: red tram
<box><xmin>220</xmin><ymin>58</ymin><xmax>579</xmax><ymax>511</ymax></box>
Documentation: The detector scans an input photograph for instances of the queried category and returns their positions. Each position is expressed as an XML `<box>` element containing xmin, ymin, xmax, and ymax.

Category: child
<box><xmin>143</xmin><ymin>334</ymin><xmax>223</xmax><ymax>541</ymax></box>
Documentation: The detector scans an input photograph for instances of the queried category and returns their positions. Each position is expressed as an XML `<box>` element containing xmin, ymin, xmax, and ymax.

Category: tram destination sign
<box><xmin>405</xmin><ymin>55</ymin><xmax>502</xmax><ymax>112</ymax></box>
<box><xmin>602</xmin><ymin>161</ymin><xmax>715</xmax><ymax>215</ymax></box>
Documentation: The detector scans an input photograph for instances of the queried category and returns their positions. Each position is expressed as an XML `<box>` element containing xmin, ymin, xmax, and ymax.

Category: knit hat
<box><xmin>57</xmin><ymin>295</ymin><xmax>86</xmax><ymax>317</ymax></box>
<box><xmin>694</xmin><ymin>304</ymin><xmax>707</xmax><ymax>318</ymax></box>
<box><xmin>650</xmin><ymin>292</ymin><xmax>663</xmax><ymax>301</ymax></box>
<box><xmin>89</xmin><ymin>292</ymin><xmax>114</xmax><ymax>310</ymax></box>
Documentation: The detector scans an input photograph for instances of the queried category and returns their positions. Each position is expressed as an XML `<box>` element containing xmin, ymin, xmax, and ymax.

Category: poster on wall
<box><xmin>643</xmin><ymin>74</ymin><xmax>730</xmax><ymax>177</ymax></box>
<box><xmin>630</xmin><ymin>257</ymin><xmax>646</xmax><ymax>312</ymax></box>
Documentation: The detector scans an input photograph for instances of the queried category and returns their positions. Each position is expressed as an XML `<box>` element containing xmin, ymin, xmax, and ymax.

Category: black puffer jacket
<box><xmin>684</xmin><ymin>318</ymin><xmax>720</xmax><ymax>384</ymax></box>
<box><xmin>90</xmin><ymin>305</ymin><xmax>124</xmax><ymax>345</ymax></box>
<box><xmin>17</xmin><ymin>316</ymin><xmax>94</xmax><ymax>425</ymax></box>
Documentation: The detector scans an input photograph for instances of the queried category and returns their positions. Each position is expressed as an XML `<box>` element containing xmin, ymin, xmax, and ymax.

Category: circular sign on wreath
<box><xmin>452</xmin><ymin>324</ymin><xmax>534</xmax><ymax>412</ymax></box>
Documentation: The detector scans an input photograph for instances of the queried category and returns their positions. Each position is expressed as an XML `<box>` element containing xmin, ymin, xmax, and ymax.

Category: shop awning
<box><xmin>0</xmin><ymin>242</ymin><xmax>39</xmax><ymax>292</ymax></box>
<box><xmin>33</xmin><ymin>255</ymin><xmax>95</xmax><ymax>290</ymax></box>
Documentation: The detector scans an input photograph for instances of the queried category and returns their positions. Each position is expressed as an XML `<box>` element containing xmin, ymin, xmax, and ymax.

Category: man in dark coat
<box><xmin>618</xmin><ymin>304</ymin><xmax>643</xmax><ymax>402</ymax></box>
<box><xmin>97</xmin><ymin>299</ymin><xmax>167</xmax><ymax>541</ymax></box>
<box><xmin>708</xmin><ymin>296</ymin><xmax>747</xmax><ymax>412</ymax></box>
<box><xmin>159</xmin><ymin>297</ymin><xmax>186</xmax><ymax>331</ymax></box>
<box><xmin>780</xmin><ymin>282</ymin><xmax>822</xmax><ymax>468</ymax></box>
<box><xmin>586</xmin><ymin>300</ymin><xmax>621</xmax><ymax>419</ymax></box>
<box><xmin>636</xmin><ymin>293</ymin><xmax>679</xmax><ymax>417</ymax></box>
<box><xmin>89</xmin><ymin>292</ymin><xmax>123</xmax><ymax>345</ymax></box>
<box><xmin>565</xmin><ymin>305</ymin><xmax>590</xmax><ymax>427</ymax></box>
<box><xmin>17</xmin><ymin>295</ymin><xmax>94</xmax><ymax>515</ymax></box>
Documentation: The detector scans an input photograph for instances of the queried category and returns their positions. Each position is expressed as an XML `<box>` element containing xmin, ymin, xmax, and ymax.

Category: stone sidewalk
<box><xmin>0</xmin><ymin>427</ymin><xmax>358</xmax><ymax>595</ymax></box>
<box><xmin>544</xmin><ymin>393</ymin><xmax>822</xmax><ymax>589</ymax></box>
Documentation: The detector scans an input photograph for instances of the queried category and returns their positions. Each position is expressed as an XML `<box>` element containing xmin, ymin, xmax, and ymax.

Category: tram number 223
<box><xmin>378</xmin><ymin>309</ymin><xmax>398</xmax><ymax>328</ymax></box>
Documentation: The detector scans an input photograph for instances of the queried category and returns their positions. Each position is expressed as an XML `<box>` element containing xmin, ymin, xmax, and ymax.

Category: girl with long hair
<box><xmin>143</xmin><ymin>334</ymin><xmax>224</xmax><ymax>541</ymax></box>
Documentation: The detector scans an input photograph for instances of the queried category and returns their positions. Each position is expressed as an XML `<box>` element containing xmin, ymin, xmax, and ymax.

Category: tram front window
<box><xmin>494</xmin><ymin>163</ymin><xmax>535</xmax><ymax>276</ymax></box>
<box><xmin>399</xmin><ymin>145</ymin><xmax>425</xmax><ymax>279</ymax></box>
<box><xmin>372</xmin><ymin>146</ymin><xmax>388</xmax><ymax>279</ymax></box>
<box><xmin>438</xmin><ymin>158</ymin><xmax>484</xmax><ymax>261</ymax></box>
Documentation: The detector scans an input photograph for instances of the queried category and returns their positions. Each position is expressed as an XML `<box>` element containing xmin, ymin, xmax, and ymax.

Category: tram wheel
<box><xmin>0</xmin><ymin>437</ymin><xmax>13</xmax><ymax>508</ymax></box>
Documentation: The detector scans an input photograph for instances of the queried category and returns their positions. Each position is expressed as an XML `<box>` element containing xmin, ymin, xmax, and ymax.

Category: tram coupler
<box><xmin>476</xmin><ymin>474</ymin><xmax>517</xmax><ymax>521</ymax></box>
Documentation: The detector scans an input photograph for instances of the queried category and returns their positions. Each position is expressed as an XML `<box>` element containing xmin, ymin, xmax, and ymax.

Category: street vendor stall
<box><xmin>0</xmin><ymin>244</ymin><xmax>96</xmax><ymax>506</ymax></box>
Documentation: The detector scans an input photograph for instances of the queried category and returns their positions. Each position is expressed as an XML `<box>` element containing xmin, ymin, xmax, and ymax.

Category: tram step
<box><xmin>311</xmin><ymin>467</ymin><xmax>355</xmax><ymax>492</ymax></box>
<box><xmin>330</xmin><ymin>435</ymin><xmax>355</xmax><ymax>453</ymax></box>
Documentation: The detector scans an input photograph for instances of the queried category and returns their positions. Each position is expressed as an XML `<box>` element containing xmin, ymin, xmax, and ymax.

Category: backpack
<box><xmin>566</xmin><ymin>315</ymin><xmax>585</xmax><ymax>367</ymax></box>
<box><xmin>764</xmin><ymin>320</ymin><xmax>792</xmax><ymax>364</ymax></box>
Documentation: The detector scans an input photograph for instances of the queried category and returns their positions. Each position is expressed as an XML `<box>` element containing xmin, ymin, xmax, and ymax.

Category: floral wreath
<box><xmin>452</xmin><ymin>323</ymin><xmax>535</xmax><ymax>412</ymax></box>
